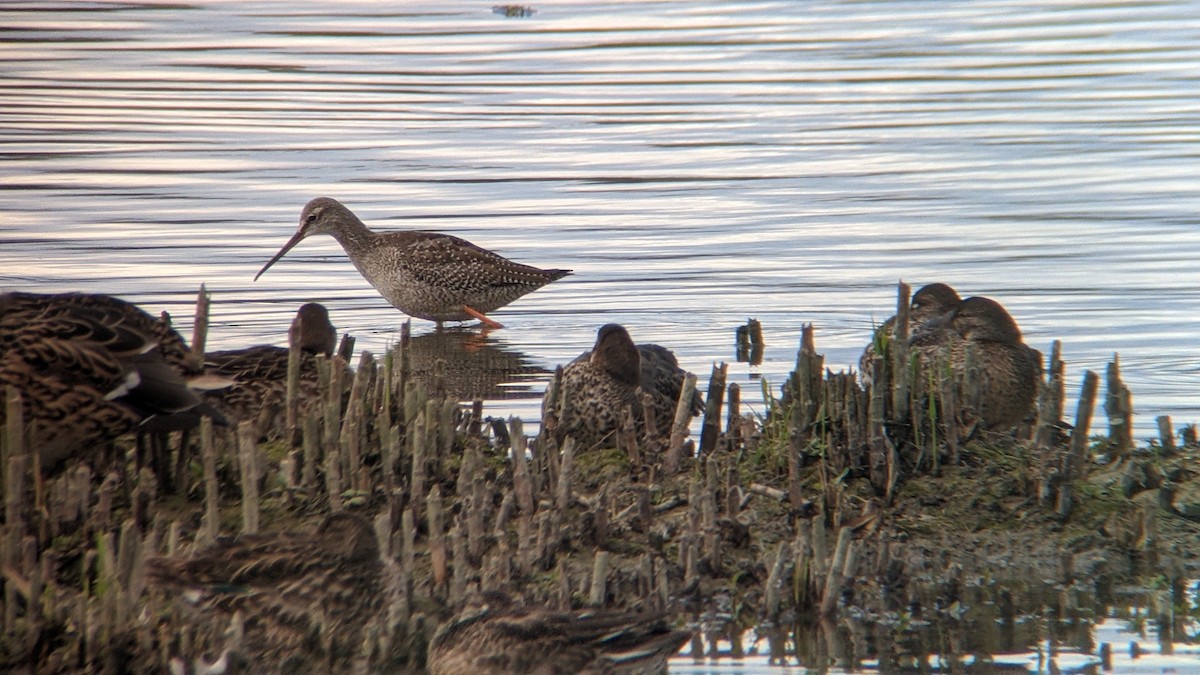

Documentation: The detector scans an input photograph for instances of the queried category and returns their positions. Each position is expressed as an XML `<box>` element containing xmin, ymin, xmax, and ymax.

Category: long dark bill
<box><xmin>253</xmin><ymin>230</ymin><xmax>306</xmax><ymax>281</ymax></box>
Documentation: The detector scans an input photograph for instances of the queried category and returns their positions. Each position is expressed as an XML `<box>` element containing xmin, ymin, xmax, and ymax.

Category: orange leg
<box><xmin>463</xmin><ymin>305</ymin><xmax>504</xmax><ymax>330</ymax></box>
<box><xmin>463</xmin><ymin>332</ymin><xmax>489</xmax><ymax>354</ymax></box>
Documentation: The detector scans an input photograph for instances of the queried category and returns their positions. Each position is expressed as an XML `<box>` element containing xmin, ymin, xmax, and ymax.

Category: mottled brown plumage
<box><xmin>3</xmin><ymin>290</ymin><xmax>202</xmax><ymax>373</ymax></box>
<box><xmin>146</xmin><ymin>513</ymin><xmax>389</xmax><ymax>673</ymax></box>
<box><xmin>0</xmin><ymin>291</ymin><xmax>218</xmax><ymax>471</ymax></box>
<box><xmin>428</xmin><ymin>595</ymin><xmax>691</xmax><ymax>675</ymax></box>
<box><xmin>911</xmin><ymin>296</ymin><xmax>1042</xmax><ymax>433</ymax></box>
<box><xmin>860</xmin><ymin>282</ymin><xmax>961</xmax><ymax>385</ymax></box>
<box><xmin>254</xmin><ymin>197</ymin><xmax>571</xmax><ymax>329</ymax></box>
<box><xmin>202</xmin><ymin>303</ymin><xmax>341</xmax><ymax>438</ymax></box>
<box><xmin>543</xmin><ymin>324</ymin><xmax>702</xmax><ymax>451</ymax></box>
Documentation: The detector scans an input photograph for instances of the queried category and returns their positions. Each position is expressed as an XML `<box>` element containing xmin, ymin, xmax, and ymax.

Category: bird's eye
<box><xmin>306</xmin><ymin>213</ymin><xmax>318</xmax><ymax>224</ymax></box>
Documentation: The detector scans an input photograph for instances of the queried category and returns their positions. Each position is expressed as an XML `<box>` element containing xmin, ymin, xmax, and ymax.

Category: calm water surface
<box><xmin>3</xmin><ymin>1</ymin><xmax>1200</xmax><ymax>439</ymax></box>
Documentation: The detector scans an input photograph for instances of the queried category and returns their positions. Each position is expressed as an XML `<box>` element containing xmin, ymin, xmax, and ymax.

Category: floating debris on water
<box><xmin>493</xmin><ymin>5</ymin><xmax>536</xmax><ymax>18</ymax></box>
<box><xmin>735</xmin><ymin>318</ymin><xmax>764</xmax><ymax>366</ymax></box>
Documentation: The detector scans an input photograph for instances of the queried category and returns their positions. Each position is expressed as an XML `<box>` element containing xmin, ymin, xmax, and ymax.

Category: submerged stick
<box><xmin>698</xmin><ymin>363</ymin><xmax>728</xmax><ymax>455</ymax></box>
<box><xmin>556</xmin><ymin>437</ymin><xmax>575</xmax><ymax>512</ymax></box>
<box><xmin>726</xmin><ymin>382</ymin><xmax>741</xmax><ymax>441</ymax></box>
<box><xmin>285</xmin><ymin>312</ymin><xmax>302</xmax><ymax>446</ymax></box>
<box><xmin>302</xmin><ymin>413</ymin><xmax>319</xmax><ymax>489</ymax></box>
<box><xmin>1157</xmin><ymin>415</ymin><xmax>1176</xmax><ymax>456</ymax></box>
<box><xmin>1066</xmin><ymin>370</ymin><xmax>1100</xmax><ymax>480</ymax></box>
<box><xmin>510</xmin><ymin>417</ymin><xmax>535</xmax><ymax>515</ymax></box>
<box><xmin>189</xmin><ymin>284</ymin><xmax>210</xmax><ymax>369</ymax></box>
<box><xmin>820</xmin><ymin>527</ymin><xmax>855</xmax><ymax>616</ymax></box>
<box><xmin>1059</xmin><ymin>370</ymin><xmax>1100</xmax><ymax>519</ymax></box>
<box><xmin>237</xmin><ymin>421</ymin><xmax>259</xmax><ymax>534</ymax></box>
<box><xmin>5</xmin><ymin>386</ymin><xmax>25</xmax><ymax>524</ymax></box>
<box><xmin>665</xmin><ymin>373</ymin><xmax>699</xmax><ymax>474</ymax></box>
<box><xmin>199</xmin><ymin>417</ymin><xmax>219</xmax><ymax>545</ymax></box>
<box><xmin>1105</xmin><ymin>355</ymin><xmax>1133</xmax><ymax>458</ymax></box>
<box><xmin>428</xmin><ymin>485</ymin><xmax>446</xmax><ymax>591</ymax></box>
<box><xmin>890</xmin><ymin>281</ymin><xmax>912</xmax><ymax>422</ymax></box>
<box><xmin>450</xmin><ymin>524</ymin><xmax>466</xmax><ymax>605</ymax></box>
<box><xmin>589</xmin><ymin>551</ymin><xmax>610</xmax><ymax>607</ymax></box>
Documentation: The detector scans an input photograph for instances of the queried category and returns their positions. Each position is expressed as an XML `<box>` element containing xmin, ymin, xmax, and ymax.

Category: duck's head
<box><xmin>950</xmin><ymin>296</ymin><xmax>1023</xmax><ymax>344</ymax></box>
<box><xmin>590</xmin><ymin>323</ymin><xmax>640</xmax><ymax>387</ymax></box>
<box><xmin>294</xmin><ymin>302</ymin><xmax>337</xmax><ymax>357</ymax></box>
<box><xmin>910</xmin><ymin>283</ymin><xmax>961</xmax><ymax>324</ymax></box>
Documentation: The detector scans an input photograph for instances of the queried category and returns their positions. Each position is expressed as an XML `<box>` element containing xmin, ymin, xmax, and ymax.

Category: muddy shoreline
<box><xmin>3</xmin><ymin>299</ymin><xmax>1198</xmax><ymax>672</ymax></box>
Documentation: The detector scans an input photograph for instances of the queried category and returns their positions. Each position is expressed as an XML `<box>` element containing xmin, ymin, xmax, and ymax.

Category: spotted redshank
<box><xmin>542</xmin><ymin>323</ymin><xmax>702</xmax><ymax>451</ymax></box>
<box><xmin>255</xmin><ymin>197</ymin><xmax>571</xmax><ymax>329</ymax></box>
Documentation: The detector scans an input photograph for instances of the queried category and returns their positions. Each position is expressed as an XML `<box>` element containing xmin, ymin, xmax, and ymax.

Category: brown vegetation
<box><xmin>2</xmin><ymin>284</ymin><xmax>1198</xmax><ymax>672</ymax></box>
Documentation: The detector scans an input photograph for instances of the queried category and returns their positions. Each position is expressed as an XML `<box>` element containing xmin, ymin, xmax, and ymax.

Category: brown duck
<box><xmin>428</xmin><ymin>594</ymin><xmax>691</xmax><ymax>675</ymax></box>
<box><xmin>202</xmin><ymin>302</ymin><xmax>343</xmax><ymax>439</ymax></box>
<box><xmin>254</xmin><ymin>197</ymin><xmax>571</xmax><ymax>329</ymax></box>
<box><xmin>911</xmin><ymin>295</ymin><xmax>1042</xmax><ymax>433</ymax></box>
<box><xmin>146</xmin><ymin>512</ymin><xmax>389</xmax><ymax>672</ymax></box>
<box><xmin>542</xmin><ymin>324</ymin><xmax>702</xmax><ymax>452</ymax></box>
<box><xmin>860</xmin><ymin>282</ymin><xmax>961</xmax><ymax>385</ymax></box>
<box><xmin>0</xmin><ymin>291</ymin><xmax>220</xmax><ymax>471</ymax></box>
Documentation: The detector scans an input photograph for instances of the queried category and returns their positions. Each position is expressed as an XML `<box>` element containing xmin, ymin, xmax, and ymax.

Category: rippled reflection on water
<box><xmin>3</xmin><ymin>0</ymin><xmax>1200</xmax><ymax>442</ymax></box>
<box><xmin>669</xmin><ymin>578</ymin><xmax>1200</xmax><ymax>673</ymax></box>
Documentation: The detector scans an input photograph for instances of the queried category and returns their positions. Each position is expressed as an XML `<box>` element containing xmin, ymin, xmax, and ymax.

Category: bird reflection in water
<box><xmin>401</xmin><ymin>324</ymin><xmax>549</xmax><ymax>403</ymax></box>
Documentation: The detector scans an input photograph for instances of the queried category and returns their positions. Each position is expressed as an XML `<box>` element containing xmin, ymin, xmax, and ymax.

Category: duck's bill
<box><xmin>254</xmin><ymin>230</ymin><xmax>305</xmax><ymax>281</ymax></box>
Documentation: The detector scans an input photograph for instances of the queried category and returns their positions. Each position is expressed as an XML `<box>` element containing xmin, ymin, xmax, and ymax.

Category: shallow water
<box><xmin>668</xmin><ymin>581</ymin><xmax>1200</xmax><ymax>673</ymax></box>
<box><xmin>3</xmin><ymin>1</ymin><xmax>1200</xmax><ymax>441</ymax></box>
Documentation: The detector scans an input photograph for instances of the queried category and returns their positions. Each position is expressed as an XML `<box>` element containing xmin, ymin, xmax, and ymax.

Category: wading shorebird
<box><xmin>254</xmin><ymin>197</ymin><xmax>571</xmax><ymax>330</ymax></box>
